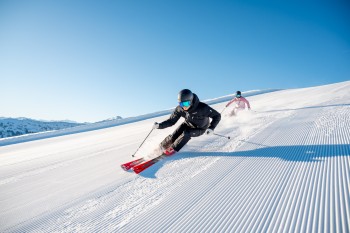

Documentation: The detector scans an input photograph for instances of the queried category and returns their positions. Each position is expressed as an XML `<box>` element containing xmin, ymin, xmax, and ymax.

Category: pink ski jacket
<box><xmin>226</xmin><ymin>96</ymin><xmax>251</xmax><ymax>109</ymax></box>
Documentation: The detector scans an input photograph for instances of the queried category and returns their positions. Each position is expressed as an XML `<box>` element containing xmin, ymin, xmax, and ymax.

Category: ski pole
<box><xmin>213</xmin><ymin>133</ymin><xmax>231</xmax><ymax>140</ymax></box>
<box><xmin>132</xmin><ymin>128</ymin><xmax>154</xmax><ymax>157</ymax></box>
<box><xmin>220</xmin><ymin>106</ymin><xmax>227</xmax><ymax>114</ymax></box>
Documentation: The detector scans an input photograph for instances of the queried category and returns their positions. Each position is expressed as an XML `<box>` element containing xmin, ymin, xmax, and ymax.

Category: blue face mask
<box><xmin>179</xmin><ymin>101</ymin><xmax>191</xmax><ymax>107</ymax></box>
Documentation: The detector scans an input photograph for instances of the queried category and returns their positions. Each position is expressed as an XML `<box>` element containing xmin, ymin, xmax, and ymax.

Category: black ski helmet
<box><xmin>236</xmin><ymin>91</ymin><xmax>241</xmax><ymax>96</ymax></box>
<box><xmin>178</xmin><ymin>89</ymin><xmax>194</xmax><ymax>102</ymax></box>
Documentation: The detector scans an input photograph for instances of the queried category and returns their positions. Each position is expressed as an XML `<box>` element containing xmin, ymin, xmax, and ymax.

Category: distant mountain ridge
<box><xmin>97</xmin><ymin>116</ymin><xmax>123</xmax><ymax>123</ymax></box>
<box><xmin>0</xmin><ymin>118</ymin><xmax>84</xmax><ymax>138</ymax></box>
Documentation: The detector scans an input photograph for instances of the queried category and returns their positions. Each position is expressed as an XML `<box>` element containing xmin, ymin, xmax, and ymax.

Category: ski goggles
<box><xmin>179</xmin><ymin>100</ymin><xmax>191</xmax><ymax>107</ymax></box>
<box><xmin>236</xmin><ymin>94</ymin><xmax>241</xmax><ymax>98</ymax></box>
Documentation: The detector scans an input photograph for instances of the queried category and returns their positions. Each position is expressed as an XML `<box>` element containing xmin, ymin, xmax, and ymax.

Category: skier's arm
<box><xmin>242</xmin><ymin>97</ymin><xmax>251</xmax><ymax>109</ymax></box>
<box><xmin>225</xmin><ymin>99</ymin><xmax>233</xmax><ymax>107</ymax></box>
<box><xmin>225</xmin><ymin>98</ymin><xmax>237</xmax><ymax>107</ymax></box>
<box><xmin>207</xmin><ymin>106</ymin><xmax>221</xmax><ymax>130</ymax></box>
<box><xmin>158</xmin><ymin>108</ymin><xmax>181</xmax><ymax>129</ymax></box>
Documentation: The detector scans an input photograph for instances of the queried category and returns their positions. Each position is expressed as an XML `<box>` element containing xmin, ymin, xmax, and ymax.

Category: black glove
<box><xmin>153</xmin><ymin>122</ymin><xmax>160</xmax><ymax>129</ymax></box>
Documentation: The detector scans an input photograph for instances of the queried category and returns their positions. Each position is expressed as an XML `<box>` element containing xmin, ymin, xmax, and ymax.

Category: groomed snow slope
<box><xmin>0</xmin><ymin>81</ymin><xmax>349</xmax><ymax>232</ymax></box>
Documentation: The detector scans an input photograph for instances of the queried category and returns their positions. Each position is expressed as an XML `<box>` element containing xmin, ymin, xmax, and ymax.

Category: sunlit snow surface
<box><xmin>0</xmin><ymin>82</ymin><xmax>349</xmax><ymax>232</ymax></box>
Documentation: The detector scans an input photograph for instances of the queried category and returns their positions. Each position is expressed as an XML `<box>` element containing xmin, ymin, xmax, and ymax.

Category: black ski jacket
<box><xmin>158</xmin><ymin>93</ymin><xmax>221</xmax><ymax>130</ymax></box>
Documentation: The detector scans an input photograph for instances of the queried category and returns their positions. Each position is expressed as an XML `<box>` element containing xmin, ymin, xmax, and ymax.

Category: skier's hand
<box><xmin>153</xmin><ymin>122</ymin><xmax>160</xmax><ymax>129</ymax></box>
<box><xmin>205</xmin><ymin>128</ymin><xmax>213</xmax><ymax>135</ymax></box>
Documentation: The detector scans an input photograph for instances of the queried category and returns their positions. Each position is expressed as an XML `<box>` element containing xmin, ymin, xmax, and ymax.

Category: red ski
<box><xmin>133</xmin><ymin>148</ymin><xmax>176</xmax><ymax>174</ymax></box>
<box><xmin>132</xmin><ymin>155</ymin><xmax>164</xmax><ymax>174</ymax></box>
<box><xmin>120</xmin><ymin>157</ymin><xmax>145</xmax><ymax>171</ymax></box>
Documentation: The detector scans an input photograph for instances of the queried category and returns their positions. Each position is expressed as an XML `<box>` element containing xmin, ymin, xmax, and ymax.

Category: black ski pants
<box><xmin>160</xmin><ymin>122</ymin><xmax>206</xmax><ymax>152</ymax></box>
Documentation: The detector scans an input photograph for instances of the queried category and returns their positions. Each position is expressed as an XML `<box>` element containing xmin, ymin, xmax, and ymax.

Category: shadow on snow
<box><xmin>138</xmin><ymin>143</ymin><xmax>350</xmax><ymax>178</ymax></box>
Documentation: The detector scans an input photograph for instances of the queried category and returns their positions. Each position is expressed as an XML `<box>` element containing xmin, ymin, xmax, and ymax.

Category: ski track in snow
<box><xmin>119</xmin><ymin>104</ymin><xmax>350</xmax><ymax>233</ymax></box>
<box><xmin>0</xmin><ymin>142</ymin><xmax>136</xmax><ymax>186</ymax></box>
<box><xmin>1</xmin><ymin>82</ymin><xmax>350</xmax><ymax>233</ymax></box>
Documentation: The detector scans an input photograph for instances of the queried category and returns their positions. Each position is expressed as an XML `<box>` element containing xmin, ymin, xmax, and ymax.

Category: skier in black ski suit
<box><xmin>153</xmin><ymin>89</ymin><xmax>221</xmax><ymax>156</ymax></box>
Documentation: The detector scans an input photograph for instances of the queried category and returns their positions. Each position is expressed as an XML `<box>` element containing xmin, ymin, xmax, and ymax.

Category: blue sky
<box><xmin>1</xmin><ymin>0</ymin><xmax>349</xmax><ymax>122</ymax></box>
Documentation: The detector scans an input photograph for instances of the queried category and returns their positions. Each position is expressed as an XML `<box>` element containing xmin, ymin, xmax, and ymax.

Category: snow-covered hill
<box><xmin>0</xmin><ymin>82</ymin><xmax>349</xmax><ymax>232</ymax></box>
<box><xmin>0</xmin><ymin>118</ymin><xmax>84</xmax><ymax>138</ymax></box>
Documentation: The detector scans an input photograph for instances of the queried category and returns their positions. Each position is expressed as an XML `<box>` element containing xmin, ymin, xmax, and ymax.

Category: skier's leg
<box><xmin>235</xmin><ymin>107</ymin><xmax>244</xmax><ymax>115</ymax></box>
<box><xmin>159</xmin><ymin>135</ymin><xmax>173</xmax><ymax>150</ymax></box>
<box><xmin>172</xmin><ymin>127</ymin><xmax>206</xmax><ymax>152</ymax></box>
<box><xmin>160</xmin><ymin>123</ymin><xmax>187</xmax><ymax>150</ymax></box>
